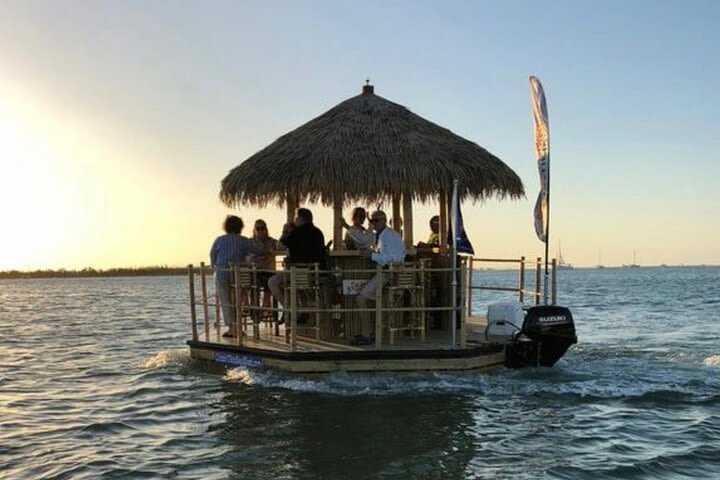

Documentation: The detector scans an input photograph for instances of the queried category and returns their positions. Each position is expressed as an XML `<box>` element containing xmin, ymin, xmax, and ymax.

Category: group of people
<box><xmin>210</xmin><ymin>206</ymin><xmax>437</xmax><ymax>344</ymax></box>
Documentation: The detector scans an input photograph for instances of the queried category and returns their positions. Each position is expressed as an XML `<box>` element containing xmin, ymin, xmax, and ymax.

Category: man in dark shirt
<box><xmin>268</xmin><ymin>208</ymin><xmax>326</xmax><ymax>317</ymax></box>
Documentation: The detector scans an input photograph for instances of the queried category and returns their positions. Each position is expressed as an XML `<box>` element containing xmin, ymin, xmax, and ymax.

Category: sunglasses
<box><xmin>370</xmin><ymin>218</ymin><xmax>385</xmax><ymax>223</ymax></box>
<box><xmin>255</xmin><ymin>226</ymin><xmax>267</xmax><ymax>231</ymax></box>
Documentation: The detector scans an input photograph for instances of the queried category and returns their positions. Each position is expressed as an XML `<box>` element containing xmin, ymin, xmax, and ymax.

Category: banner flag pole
<box><xmin>530</xmin><ymin>76</ymin><xmax>551</xmax><ymax>305</ymax></box>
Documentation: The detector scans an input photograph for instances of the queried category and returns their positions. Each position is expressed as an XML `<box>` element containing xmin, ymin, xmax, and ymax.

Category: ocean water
<box><xmin>1</xmin><ymin>267</ymin><xmax>719</xmax><ymax>479</ymax></box>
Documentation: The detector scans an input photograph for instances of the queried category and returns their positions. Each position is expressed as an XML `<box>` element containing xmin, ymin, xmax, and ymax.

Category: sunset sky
<box><xmin>1</xmin><ymin>0</ymin><xmax>718</xmax><ymax>270</ymax></box>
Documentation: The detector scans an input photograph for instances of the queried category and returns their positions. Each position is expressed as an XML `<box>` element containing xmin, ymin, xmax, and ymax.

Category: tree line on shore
<box><xmin>0</xmin><ymin>266</ymin><xmax>188</xmax><ymax>279</ymax></box>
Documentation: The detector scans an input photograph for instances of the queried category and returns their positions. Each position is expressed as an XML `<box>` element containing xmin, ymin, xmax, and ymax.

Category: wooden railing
<box><xmin>466</xmin><ymin>257</ymin><xmax>557</xmax><ymax>317</ymax></box>
<box><xmin>187</xmin><ymin>260</ymin><xmax>472</xmax><ymax>351</ymax></box>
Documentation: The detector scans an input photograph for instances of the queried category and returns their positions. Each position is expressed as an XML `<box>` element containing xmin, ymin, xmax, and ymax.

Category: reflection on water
<box><xmin>1</xmin><ymin>269</ymin><xmax>719</xmax><ymax>479</ymax></box>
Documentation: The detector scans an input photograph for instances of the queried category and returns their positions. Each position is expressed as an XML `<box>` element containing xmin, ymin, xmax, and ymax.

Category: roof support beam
<box><xmin>402</xmin><ymin>193</ymin><xmax>413</xmax><ymax>248</ymax></box>
<box><xmin>438</xmin><ymin>192</ymin><xmax>447</xmax><ymax>250</ymax></box>
<box><xmin>392</xmin><ymin>194</ymin><xmax>402</xmax><ymax>235</ymax></box>
<box><xmin>333</xmin><ymin>194</ymin><xmax>343</xmax><ymax>250</ymax></box>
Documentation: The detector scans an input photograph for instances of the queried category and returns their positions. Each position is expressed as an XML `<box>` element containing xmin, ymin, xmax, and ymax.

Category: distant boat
<box><xmin>623</xmin><ymin>250</ymin><xmax>640</xmax><ymax>268</ymax></box>
<box><xmin>557</xmin><ymin>242</ymin><xmax>574</xmax><ymax>270</ymax></box>
<box><xmin>596</xmin><ymin>249</ymin><xmax>605</xmax><ymax>269</ymax></box>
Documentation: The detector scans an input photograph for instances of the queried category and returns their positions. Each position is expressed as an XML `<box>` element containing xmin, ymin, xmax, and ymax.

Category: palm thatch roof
<box><xmin>220</xmin><ymin>85</ymin><xmax>524</xmax><ymax>208</ymax></box>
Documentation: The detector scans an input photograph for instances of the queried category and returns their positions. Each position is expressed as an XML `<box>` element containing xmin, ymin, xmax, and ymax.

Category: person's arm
<box><xmin>371</xmin><ymin>232</ymin><xmax>405</xmax><ymax>265</ymax></box>
<box><xmin>279</xmin><ymin>223</ymin><xmax>295</xmax><ymax>248</ymax></box>
<box><xmin>346</xmin><ymin>227</ymin><xmax>376</xmax><ymax>248</ymax></box>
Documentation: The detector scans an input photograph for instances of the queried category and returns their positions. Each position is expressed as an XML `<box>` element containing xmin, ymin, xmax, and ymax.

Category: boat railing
<box><xmin>466</xmin><ymin>256</ymin><xmax>558</xmax><ymax>317</ymax></box>
<box><xmin>187</xmin><ymin>259</ymin><xmax>473</xmax><ymax>351</ymax></box>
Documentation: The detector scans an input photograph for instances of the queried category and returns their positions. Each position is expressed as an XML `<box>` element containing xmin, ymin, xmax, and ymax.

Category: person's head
<box><xmin>429</xmin><ymin>215</ymin><xmax>440</xmax><ymax>234</ymax></box>
<box><xmin>369</xmin><ymin>210</ymin><xmax>388</xmax><ymax>233</ymax></box>
<box><xmin>350</xmin><ymin>207</ymin><xmax>367</xmax><ymax>226</ymax></box>
<box><xmin>295</xmin><ymin>208</ymin><xmax>313</xmax><ymax>227</ymax></box>
<box><xmin>253</xmin><ymin>219</ymin><xmax>268</xmax><ymax>239</ymax></box>
<box><xmin>223</xmin><ymin>215</ymin><xmax>244</xmax><ymax>234</ymax></box>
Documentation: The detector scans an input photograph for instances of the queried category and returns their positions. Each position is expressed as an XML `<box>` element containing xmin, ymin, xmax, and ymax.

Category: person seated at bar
<box><xmin>342</xmin><ymin>206</ymin><xmax>375</xmax><ymax>249</ymax></box>
<box><xmin>416</xmin><ymin>215</ymin><xmax>440</xmax><ymax>248</ymax></box>
<box><xmin>268</xmin><ymin>208</ymin><xmax>326</xmax><ymax>324</ymax></box>
<box><xmin>210</xmin><ymin>215</ymin><xmax>251</xmax><ymax>337</ymax></box>
<box><xmin>353</xmin><ymin>210</ymin><xmax>407</xmax><ymax>345</ymax></box>
<box><xmin>248</xmin><ymin>219</ymin><xmax>280</xmax><ymax>315</ymax></box>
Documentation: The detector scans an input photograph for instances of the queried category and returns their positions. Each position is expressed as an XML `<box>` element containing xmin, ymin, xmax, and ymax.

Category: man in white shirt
<box><xmin>354</xmin><ymin>210</ymin><xmax>406</xmax><ymax>344</ymax></box>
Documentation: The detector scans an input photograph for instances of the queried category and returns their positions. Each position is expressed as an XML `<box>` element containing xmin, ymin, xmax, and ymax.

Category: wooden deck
<box><xmin>187</xmin><ymin>316</ymin><xmax>505</xmax><ymax>373</ymax></box>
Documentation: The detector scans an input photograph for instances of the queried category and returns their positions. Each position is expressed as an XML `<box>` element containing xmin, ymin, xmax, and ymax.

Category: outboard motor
<box><xmin>506</xmin><ymin>305</ymin><xmax>577</xmax><ymax>368</ymax></box>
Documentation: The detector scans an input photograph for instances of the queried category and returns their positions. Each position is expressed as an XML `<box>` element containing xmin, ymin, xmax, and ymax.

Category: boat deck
<box><xmin>188</xmin><ymin>316</ymin><xmax>506</xmax><ymax>372</ymax></box>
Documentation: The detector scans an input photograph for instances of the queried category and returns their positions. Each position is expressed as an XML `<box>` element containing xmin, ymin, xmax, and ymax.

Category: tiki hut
<box><xmin>220</xmin><ymin>84</ymin><xmax>524</xmax><ymax>249</ymax></box>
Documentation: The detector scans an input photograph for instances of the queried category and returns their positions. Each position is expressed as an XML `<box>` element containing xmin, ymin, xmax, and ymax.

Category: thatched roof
<box><xmin>220</xmin><ymin>85</ymin><xmax>524</xmax><ymax>207</ymax></box>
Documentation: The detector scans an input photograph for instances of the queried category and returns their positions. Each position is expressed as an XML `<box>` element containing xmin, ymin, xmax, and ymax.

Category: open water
<box><xmin>1</xmin><ymin>267</ymin><xmax>719</xmax><ymax>479</ymax></box>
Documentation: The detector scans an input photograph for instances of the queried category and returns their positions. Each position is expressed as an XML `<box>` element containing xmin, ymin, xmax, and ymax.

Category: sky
<box><xmin>0</xmin><ymin>0</ymin><xmax>718</xmax><ymax>270</ymax></box>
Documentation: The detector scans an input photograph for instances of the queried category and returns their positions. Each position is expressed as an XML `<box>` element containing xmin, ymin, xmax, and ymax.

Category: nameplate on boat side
<box><xmin>214</xmin><ymin>351</ymin><xmax>263</xmax><ymax>368</ymax></box>
<box><xmin>342</xmin><ymin>279</ymin><xmax>366</xmax><ymax>295</ymax></box>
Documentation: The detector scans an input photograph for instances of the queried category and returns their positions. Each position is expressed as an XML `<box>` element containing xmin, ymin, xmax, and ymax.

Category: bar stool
<box><xmin>232</xmin><ymin>263</ymin><xmax>260</xmax><ymax>339</ymax></box>
<box><xmin>386</xmin><ymin>261</ymin><xmax>426</xmax><ymax>345</ymax></box>
<box><xmin>284</xmin><ymin>263</ymin><xmax>323</xmax><ymax>343</ymax></box>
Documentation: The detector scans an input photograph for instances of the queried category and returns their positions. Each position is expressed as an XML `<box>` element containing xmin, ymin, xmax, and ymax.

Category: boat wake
<box><xmin>222</xmin><ymin>365</ymin><xmax>720</xmax><ymax>402</ymax></box>
<box><xmin>224</xmin><ymin>367</ymin><xmax>489</xmax><ymax>396</ymax></box>
<box><xmin>704</xmin><ymin>354</ymin><xmax>720</xmax><ymax>367</ymax></box>
<box><xmin>141</xmin><ymin>349</ymin><xmax>190</xmax><ymax>370</ymax></box>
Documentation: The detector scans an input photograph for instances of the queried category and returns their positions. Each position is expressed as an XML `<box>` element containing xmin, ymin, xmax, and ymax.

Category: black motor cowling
<box><xmin>505</xmin><ymin>305</ymin><xmax>577</xmax><ymax>368</ymax></box>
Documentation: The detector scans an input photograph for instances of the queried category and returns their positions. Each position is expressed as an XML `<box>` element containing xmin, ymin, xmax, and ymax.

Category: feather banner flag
<box><xmin>530</xmin><ymin>76</ymin><xmax>550</xmax><ymax>243</ymax></box>
<box><xmin>449</xmin><ymin>180</ymin><xmax>475</xmax><ymax>255</ymax></box>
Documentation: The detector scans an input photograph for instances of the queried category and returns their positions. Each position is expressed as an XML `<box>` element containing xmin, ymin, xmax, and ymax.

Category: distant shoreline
<box><xmin>0</xmin><ymin>267</ymin><xmax>188</xmax><ymax>279</ymax></box>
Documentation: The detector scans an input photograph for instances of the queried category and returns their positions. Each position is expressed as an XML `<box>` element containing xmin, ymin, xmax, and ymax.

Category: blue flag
<box><xmin>448</xmin><ymin>180</ymin><xmax>475</xmax><ymax>255</ymax></box>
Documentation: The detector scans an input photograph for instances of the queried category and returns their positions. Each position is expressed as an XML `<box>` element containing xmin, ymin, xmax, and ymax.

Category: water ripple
<box><xmin>2</xmin><ymin>270</ymin><xmax>720</xmax><ymax>479</ymax></box>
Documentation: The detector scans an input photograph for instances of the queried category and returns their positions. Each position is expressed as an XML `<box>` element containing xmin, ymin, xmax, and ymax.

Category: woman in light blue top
<box><xmin>210</xmin><ymin>215</ymin><xmax>250</xmax><ymax>337</ymax></box>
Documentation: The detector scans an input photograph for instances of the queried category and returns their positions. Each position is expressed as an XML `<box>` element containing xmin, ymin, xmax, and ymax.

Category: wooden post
<box><xmin>286</xmin><ymin>192</ymin><xmax>298</xmax><ymax>223</ymax></box>
<box><xmin>200</xmin><ymin>262</ymin><xmax>210</xmax><ymax>342</ymax></box>
<box><xmin>188</xmin><ymin>264</ymin><xmax>198</xmax><ymax>342</ymax></box>
<box><xmin>535</xmin><ymin>257</ymin><xmax>541</xmax><ymax>305</ymax></box>
<box><xmin>290</xmin><ymin>267</ymin><xmax>297</xmax><ymax>352</ymax></box>
<box><xmin>438</xmin><ymin>192</ymin><xmax>447</xmax><ymax>248</ymax></box>
<box><xmin>552</xmin><ymin>258</ymin><xmax>558</xmax><ymax>305</ymax></box>
<box><xmin>233</xmin><ymin>264</ymin><xmax>243</xmax><ymax>347</ymax></box>
<box><xmin>375</xmin><ymin>265</ymin><xmax>383</xmax><ymax>349</ymax></box>
<box><xmin>214</xmin><ymin>289</ymin><xmax>221</xmax><ymax>342</ymax></box>
<box><xmin>392</xmin><ymin>193</ymin><xmax>402</xmax><ymax>234</ymax></box>
<box><xmin>402</xmin><ymin>193</ymin><xmax>413</xmax><ymax>248</ymax></box>
<box><xmin>518</xmin><ymin>256</ymin><xmax>525</xmax><ymax>303</ymax></box>
<box><xmin>460</xmin><ymin>259</ymin><xmax>467</xmax><ymax>349</ymax></box>
<box><xmin>333</xmin><ymin>194</ymin><xmax>343</xmax><ymax>250</ymax></box>
<box><xmin>466</xmin><ymin>257</ymin><xmax>474</xmax><ymax>317</ymax></box>
<box><xmin>252</xmin><ymin>265</ymin><xmax>260</xmax><ymax>340</ymax></box>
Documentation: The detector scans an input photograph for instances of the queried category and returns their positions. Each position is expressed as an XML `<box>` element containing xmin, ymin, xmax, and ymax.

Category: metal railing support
<box><xmin>466</xmin><ymin>257</ymin><xmax>474</xmax><ymax>317</ymax></box>
<box><xmin>518</xmin><ymin>256</ymin><xmax>526</xmax><ymax>303</ymax></box>
<box><xmin>534</xmin><ymin>257</ymin><xmax>542</xmax><ymax>305</ymax></box>
<box><xmin>552</xmin><ymin>258</ymin><xmax>558</xmax><ymax>305</ymax></box>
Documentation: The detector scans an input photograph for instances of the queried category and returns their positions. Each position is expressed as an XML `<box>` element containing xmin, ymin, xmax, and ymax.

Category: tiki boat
<box><xmin>186</xmin><ymin>84</ymin><xmax>576</xmax><ymax>373</ymax></box>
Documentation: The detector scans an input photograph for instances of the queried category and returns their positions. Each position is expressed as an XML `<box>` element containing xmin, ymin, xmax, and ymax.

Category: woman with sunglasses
<box><xmin>248</xmin><ymin>219</ymin><xmax>280</xmax><ymax>312</ymax></box>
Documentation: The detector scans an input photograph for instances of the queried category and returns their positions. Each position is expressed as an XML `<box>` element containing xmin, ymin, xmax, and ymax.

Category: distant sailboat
<box><xmin>596</xmin><ymin>249</ymin><xmax>605</xmax><ymax>269</ymax></box>
<box><xmin>557</xmin><ymin>242</ymin><xmax>574</xmax><ymax>270</ymax></box>
<box><xmin>623</xmin><ymin>250</ymin><xmax>640</xmax><ymax>268</ymax></box>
